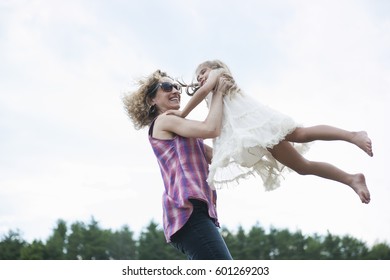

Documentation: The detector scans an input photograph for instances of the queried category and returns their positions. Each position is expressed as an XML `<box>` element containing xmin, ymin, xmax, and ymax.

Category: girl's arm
<box><xmin>180</xmin><ymin>69</ymin><xmax>223</xmax><ymax>118</ymax></box>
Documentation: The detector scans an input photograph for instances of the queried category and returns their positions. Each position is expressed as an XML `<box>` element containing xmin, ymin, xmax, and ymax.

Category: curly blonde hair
<box><xmin>122</xmin><ymin>70</ymin><xmax>170</xmax><ymax>130</ymax></box>
<box><xmin>194</xmin><ymin>59</ymin><xmax>241</xmax><ymax>97</ymax></box>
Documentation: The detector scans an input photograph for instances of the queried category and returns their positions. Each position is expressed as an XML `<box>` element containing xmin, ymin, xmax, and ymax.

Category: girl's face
<box><xmin>150</xmin><ymin>77</ymin><xmax>181</xmax><ymax>113</ymax></box>
<box><xmin>196</xmin><ymin>66</ymin><xmax>212</xmax><ymax>86</ymax></box>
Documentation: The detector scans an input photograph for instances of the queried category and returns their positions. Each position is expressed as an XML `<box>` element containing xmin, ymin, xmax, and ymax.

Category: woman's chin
<box><xmin>171</xmin><ymin>104</ymin><xmax>180</xmax><ymax>110</ymax></box>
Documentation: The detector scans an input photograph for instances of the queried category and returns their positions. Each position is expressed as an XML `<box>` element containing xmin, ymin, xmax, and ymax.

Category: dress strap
<box><xmin>148</xmin><ymin>117</ymin><xmax>158</xmax><ymax>137</ymax></box>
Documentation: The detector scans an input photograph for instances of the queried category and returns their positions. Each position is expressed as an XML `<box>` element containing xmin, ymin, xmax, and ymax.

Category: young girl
<box><xmin>169</xmin><ymin>60</ymin><xmax>373</xmax><ymax>204</ymax></box>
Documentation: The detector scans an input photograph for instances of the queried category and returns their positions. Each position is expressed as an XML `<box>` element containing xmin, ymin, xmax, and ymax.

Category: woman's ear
<box><xmin>146</xmin><ymin>97</ymin><xmax>154</xmax><ymax>107</ymax></box>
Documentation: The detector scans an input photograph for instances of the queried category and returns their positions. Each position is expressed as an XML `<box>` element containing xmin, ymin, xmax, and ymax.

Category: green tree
<box><xmin>322</xmin><ymin>232</ymin><xmax>348</xmax><ymax>259</ymax></box>
<box><xmin>0</xmin><ymin>230</ymin><xmax>26</xmax><ymax>260</ymax></box>
<box><xmin>224</xmin><ymin>226</ymin><xmax>248</xmax><ymax>259</ymax></box>
<box><xmin>138</xmin><ymin>221</ymin><xmax>184</xmax><ymax>260</ymax></box>
<box><xmin>66</xmin><ymin>221</ymin><xmax>86</xmax><ymax>259</ymax></box>
<box><xmin>65</xmin><ymin>218</ymin><xmax>112</xmax><ymax>260</ymax></box>
<box><xmin>108</xmin><ymin>225</ymin><xmax>137</xmax><ymax>260</ymax></box>
<box><xmin>20</xmin><ymin>240</ymin><xmax>46</xmax><ymax>260</ymax></box>
<box><xmin>304</xmin><ymin>234</ymin><xmax>324</xmax><ymax>259</ymax></box>
<box><xmin>82</xmin><ymin>218</ymin><xmax>111</xmax><ymax>260</ymax></box>
<box><xmin>267</xmin><ymin>228</ymin><xmax>296</xmax><ymax>259</ymax></box>
<box><xmin>245</xmin><ymin>224</ymin><xmax>269</xmax><ymax>259</ymax></box>
<box><xmin>339</xmin><ymin>235</ymin><xmax>368</xmax><ymax>259</ymax></box>
<box><xmin>366</xmin><ymin>242</ymin><xmax>390</xmax><ymax>260</ymax></box>
<box><xmin>220</xmin><ymin>227</ymin><xmax>236</xmax><ymax>259</ymax></box>
<box><xmin>45</xmin><ymin>219</ymin><xmax>67</xmax><ymax>259</ymax></box>
<box><xmin>267</xmin><ymin>227</ymin><xmax>283</xmax><ymax>259</ymax></box>
<box><xmin>286</xmin><ymin>230</ymin><xmax>306</xmax><ymax>259</ymax></box>
<box><xmin>2</xmin><ymin>219</ymin><xmax>389</xmax><ymax>260</ymax></box>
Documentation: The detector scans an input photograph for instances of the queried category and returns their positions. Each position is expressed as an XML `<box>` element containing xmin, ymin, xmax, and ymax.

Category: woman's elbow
<box><xmin>208</xmin><ymin>130</ymin><xmax>220</xmax><ymax>138</ymax></box>
<box><xmin>203</xmin><ymin>126</ymin><xmax>221</xmax><ymax>138</ymax></box>
<box><xmin>213</xmin><ymin>126</ymin><xmax>221</xmax><ymax>137</ymax></box>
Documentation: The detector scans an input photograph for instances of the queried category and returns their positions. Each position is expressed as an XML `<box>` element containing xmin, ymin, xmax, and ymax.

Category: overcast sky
<box><xmin>0</xmin><ymin>0</ymin><xmax>389</xmax><ymax>246</ymax></box>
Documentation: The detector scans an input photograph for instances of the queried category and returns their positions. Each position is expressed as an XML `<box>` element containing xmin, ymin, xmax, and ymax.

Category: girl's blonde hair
<box><xmin>122</xmin><ymin>70</ymin><xmax>170</xmax><ymax>130</ymax></box>
<box><xmin>195</xmin><ymin>59</ymin><xmax>241</xmax><ymax>97</ymax></box>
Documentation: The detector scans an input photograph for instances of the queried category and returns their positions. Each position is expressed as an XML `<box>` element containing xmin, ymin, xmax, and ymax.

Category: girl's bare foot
<box><xmin>350</xmin><ymin>173</ymin><xmax>371</xmax><ymax>204</ymax></box>
<box><xmin>351</xmin><ymin>131</ymin><xmax>373</xmax><ymax>157</ymax></box>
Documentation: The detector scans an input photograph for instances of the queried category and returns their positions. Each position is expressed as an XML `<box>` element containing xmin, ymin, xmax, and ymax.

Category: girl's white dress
<box><xmin>207</xmin><ymin>91</ymin><xmax>310</xmax><ymax>191</ymax></box>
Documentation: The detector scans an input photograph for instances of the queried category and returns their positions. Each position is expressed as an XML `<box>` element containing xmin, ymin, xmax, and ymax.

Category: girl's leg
<box><xmin>285</xmin><ymin>126</ymin><xmax>373</xmax><ymax>157</ymax></box>
<box><xmin>269</xmin><ymin>141</ymin><xmax>371</xmax><ymax>204</ymax></box>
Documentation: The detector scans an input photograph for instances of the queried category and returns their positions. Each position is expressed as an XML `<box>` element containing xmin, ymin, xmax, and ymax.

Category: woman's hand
<box><xmin>215</xmin><ymin>76</ymin><xmax>233</xmax><ymax>95</ymax></box>
<box><xmin>207</xmin><ymin>69</ymin><xmax>224</xmax><ymax>89</ymax></box>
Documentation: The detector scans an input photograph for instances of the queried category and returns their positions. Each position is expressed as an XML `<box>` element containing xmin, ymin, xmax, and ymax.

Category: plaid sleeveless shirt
<box><xmin>148</xmin><ymin>121</ymin><xmax>219</xmax><ymax>242</ymax></box>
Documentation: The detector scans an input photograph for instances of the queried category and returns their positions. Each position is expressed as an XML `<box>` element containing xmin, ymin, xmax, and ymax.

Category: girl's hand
<box><xmin>165</xmin><ymin>109</ymin><xmax>184</xmax><ymax>118</ymax></box>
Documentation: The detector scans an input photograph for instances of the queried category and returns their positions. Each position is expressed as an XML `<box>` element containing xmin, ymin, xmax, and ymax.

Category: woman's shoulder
<box><xmin>153</xmin><ymin>114</ymin><xmax>169</xmax><ymax>129</ymax></box>
<box><xmin>152</xmin><ymin>114</ymin><xmax>181</xmax><ymax>139</ymax></box>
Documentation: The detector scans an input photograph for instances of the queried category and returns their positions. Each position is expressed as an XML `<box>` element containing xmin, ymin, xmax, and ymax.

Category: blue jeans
<box><xmin>170</xmin><ymin>199</ymin><xmax>233</xmax><ymax>260</ymax></box>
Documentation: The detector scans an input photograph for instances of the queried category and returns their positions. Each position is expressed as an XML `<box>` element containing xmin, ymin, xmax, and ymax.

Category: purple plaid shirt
<box><xmin>148</xmin><ymin>123</ymin><xmax>219</xmax><ymax>242</ymax></box>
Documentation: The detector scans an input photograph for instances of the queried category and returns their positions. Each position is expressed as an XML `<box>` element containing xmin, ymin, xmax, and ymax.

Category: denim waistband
<box><xmin>188</xmin><ymin>199</ymin><xmax>207</xmax><ymax>210</ymax></box>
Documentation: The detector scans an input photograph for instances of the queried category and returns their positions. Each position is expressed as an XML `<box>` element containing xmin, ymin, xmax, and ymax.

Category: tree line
<box><xmin>1</xmin><ymin>218</ymin><xmax>389</xmax><ymax>260</ymax></box>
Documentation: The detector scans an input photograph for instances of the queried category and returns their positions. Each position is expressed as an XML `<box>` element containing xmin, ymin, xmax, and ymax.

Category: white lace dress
<box><xmin>207</xmin><ymin>91</ymin><xmax>310</xmax><ymax>191</ymax></box>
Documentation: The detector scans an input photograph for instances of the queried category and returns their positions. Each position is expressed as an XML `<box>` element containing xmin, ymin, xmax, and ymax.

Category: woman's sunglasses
<box><xmin>148</xmin><ymin>82</ymin><xmax>182</xmax><ymax>97</ymax></box>
<box><xmin>158</xmin><ymin>82</ymin><xmax>182</xmax><ymax>93</ymax></box>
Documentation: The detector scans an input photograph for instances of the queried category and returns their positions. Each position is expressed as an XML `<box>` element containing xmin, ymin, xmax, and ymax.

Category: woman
<box><xmin>122</xmin><ymin>70</ymin><xmax>232</xmax><ymax>259</ymax></box>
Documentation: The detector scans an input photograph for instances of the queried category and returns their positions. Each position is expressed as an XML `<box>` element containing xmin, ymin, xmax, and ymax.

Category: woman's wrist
<box><xmin>214</xmin><ymin>86</ymin><xmax>223</xmax><ymax>94</ymax></box>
